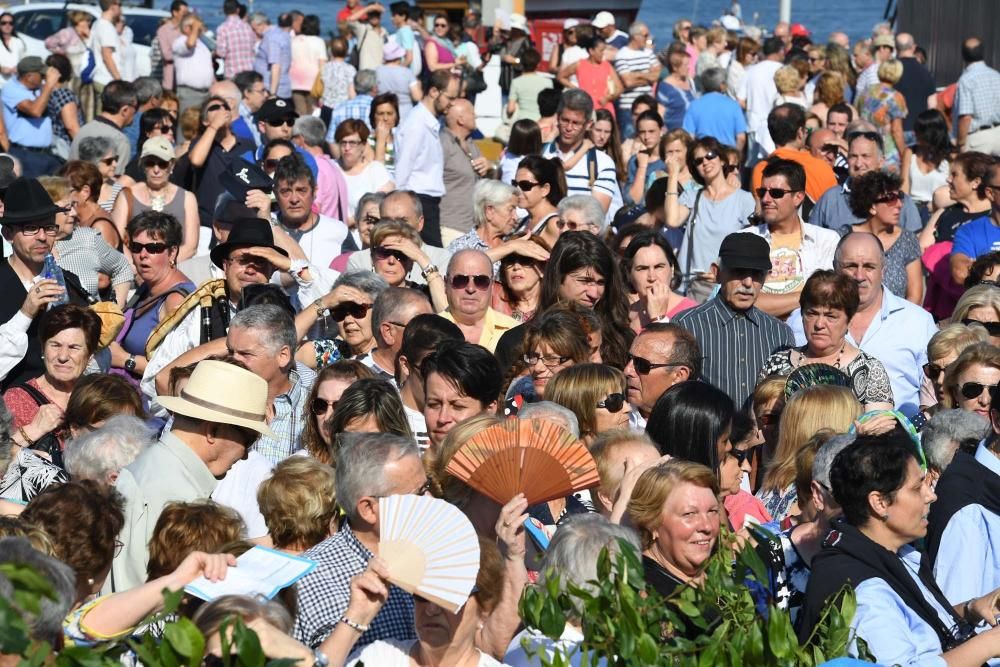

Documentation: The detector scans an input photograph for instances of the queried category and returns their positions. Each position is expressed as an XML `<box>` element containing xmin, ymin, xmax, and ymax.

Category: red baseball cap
<box><xmin>790</xmin><ymin>23</ymin><xmax>811</xmax><ymax>38</ymax></box>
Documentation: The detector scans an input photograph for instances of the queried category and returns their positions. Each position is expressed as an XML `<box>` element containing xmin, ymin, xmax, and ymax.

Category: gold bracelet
<box><xmin>18</xmin><ymin>426</ymin><xmax>34</xmax><ymax>447</ymax></box>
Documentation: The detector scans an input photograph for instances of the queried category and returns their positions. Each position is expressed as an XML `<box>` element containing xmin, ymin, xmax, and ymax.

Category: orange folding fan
<box><xmin>445</xmin><ymin>417</ymin><xmax>600</xmax><ymax>506</ymax></box>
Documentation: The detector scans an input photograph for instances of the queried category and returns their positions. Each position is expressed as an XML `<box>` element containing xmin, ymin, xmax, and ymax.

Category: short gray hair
<box><xmin>0</xmin><ymin>537</ymin><xmax>76</xmax><ymax>646</ymax></box>
<box><xmin>557</xmin><ymin>195</ymin><xmax>605</xmax><ymax>230</ymax></box>
<box><xmin>812</xmin><ymin>433</ymin><xmax>856</xmax><ymax>489</ymax></box>
<box><xmin>193</xmin><ymin>594</ymin><xmax>292</xmax><ymax>637</ymax></box>
<box><xmin>372</xmin><ymin>287</ymin><xmax>429</xmax><ymax>347</ymax></box>
<box><xmin>472</xmin><ymin>179</ymin><xmax>517</xmax><ymax>228</ymax></box>
<box><xmin>355</xmin><ymin>69</ymin><xmax>377</xmax><ymax>95</ymax></box>
<box><xmin>628</xmin><ymin>21</ymin><xmax>647</xmax><ymax>39</ymax></box>
<box><xmin>382</xmin><ymin>189</ymin><xmax>423</xmax><ymax>220</ymax></box>
<box><xmin>63</xmin><ymin>415</ymin><xmax>153</xmax><ymax>482</ymax></box>
<box><xmin>229</xmin><ymin>304</ymin><xmax>298</xmax><ymax>356</ymax></box>
<box><xmin>700</xmin><ymin>67</ymin><xmax>727</xmax><ymax>93</ymax></box>
<box><xmin>557</xmin><ymin>88</ymin><xmax>594</xmax><ymax>118</ymax></box>
<box><xmin>518</xmin><ymin>401</ymin><xmax>581</xmax><ymax>439</ymax></box>
<box><xmin>355</xmin><ymin>192</ymin><xmax>385</xmax><ymax>224</ymax></box>
<box><xmin>250</xmin><ymin>12</ymin><xmax>269</xmax><ymax>25</ymax></box>
<box><xmin>537</xmin><ymin>514</ymin><xmax>639</xmax><ymax>620</ymax></box>
<box><xmin>333</xmin><ymin>270</ymin><xmax>389</xmax><ymax>300</ymax></box>
<box><xmin>292</xmin><ymin>116</ymin><xmax>327</xmax><ymax>147</ymax></box>
<box><xmin>78</xmin><ymin>136</ymin><xmax>115</xmax><ymax>163</ymax></box>
<box><xmin>133</xmin><ymin>76</ymin><xmax>163</xmax><ymax>105</ymax></box>
<box><xmin>336</xmin><ymin>433</ymin><xmax>420</xmax><ymax>523</ymax></box>
<box><xmin>922</xmin><ymin>409</ymin><xmax>990</xmax><ymax>473</ymax></box>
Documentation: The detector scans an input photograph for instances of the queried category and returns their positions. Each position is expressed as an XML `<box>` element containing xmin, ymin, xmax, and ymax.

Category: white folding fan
<box><xmin>378</xmin><ymin>494</ymin><xmax>481</xmax><ymax>613</ymax></box>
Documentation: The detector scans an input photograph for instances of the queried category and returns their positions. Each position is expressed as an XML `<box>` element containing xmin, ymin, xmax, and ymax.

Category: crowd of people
<box><xmin>2</xmin><ymin>1</ymin><xmax>1000</xmax><ymax>665</ymax></box>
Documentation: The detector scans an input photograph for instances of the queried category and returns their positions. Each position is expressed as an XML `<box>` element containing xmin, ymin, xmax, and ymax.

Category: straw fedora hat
<box><xmin>158</xmin><ymin>360</ymin><xmax>276</xmax><ymax>438</ymax></box>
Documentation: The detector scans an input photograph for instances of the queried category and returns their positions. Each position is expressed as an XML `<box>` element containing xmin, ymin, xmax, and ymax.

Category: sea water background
<box><xmin>180</xmin><ymin>0</ymin><xmax>890</xmax><ymax>48</ymax></box>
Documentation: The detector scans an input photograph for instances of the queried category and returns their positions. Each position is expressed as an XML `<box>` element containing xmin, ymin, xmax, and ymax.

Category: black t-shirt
<box><xmin>935</xmin><ymin>204</ymin><xmax>986</xmax><ymax>243</ymax></box>
<box><xmin>170</xmin><ymin>135</ymin><xmax>257</xmax><ymax>228</ymax></box>
<box><xmin>895</xmin><ymin>58</ymin><xmax>936</xmax><ymax>132</ymax></box>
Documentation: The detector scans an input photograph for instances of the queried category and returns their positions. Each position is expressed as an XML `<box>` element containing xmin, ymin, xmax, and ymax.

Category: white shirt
<box><xmin>505</xmin><ymin>626</ymin><xmax>602</xmax><ymax>666</ymax></box>
<box><xmin>172</xmin><ymin>34</ymin><xmax>216</xmax><ymax>90</ymax></box>
<box><xmin>403</xmin><ymin>404</ymin><xmax>429</xmax><ymax>453</ymax></box>
<box><xmin>0</xmin><ymin>37</ymin><xmax>26</xmax><ymax>87</ymax></box>
<box><xmin>0</xmin><ymin>310</ymin><xmax>30</xmax><ymax>383</ymax></box>
<box><xmin>855</xmin><ymin>62</ymin><xmax>880</xmax><ymax>99</ymax></box>
<box><xmin>345</xmin><ymin>242</ymin><xmax>452</xmax><ymax>285</ymax></box>
<box><xmin>395</xmin><ymin>102</ymin><xmax>445</xmax><ymax>197</ymax></box>
<box><xmin>280</xmin><ymin>214</ymin><xmax>349</xmax><ymax>277</ymax></box>
<box><xmin>118</xmin><ymin>26</ymin><xmax>137</xmax><ymax>82</ymax></box>
<box><xmin>211</xmin><ymin>450</ymin><xmax>273</xmax><ymax>539</ymax></box>
<box><xmin>342</xmin><ymin>163</ymin><xmax>392</xmax><ymax>220</ymax></box>
<box><xmin>738</xmin><ymin>59</ymin><xmax>782</xmax><ymax>133</ymax></box>
<box><xmin>91</xmin><ymin>18</ymin><xmax>120</xmax><ymax>86</ymax></box>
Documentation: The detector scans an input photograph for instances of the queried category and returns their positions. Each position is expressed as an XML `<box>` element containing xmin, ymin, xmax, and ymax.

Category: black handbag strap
<box><xmin>684</xmin><ymin>188</ymin><xmax>704</xmax><ymax>281</ymax></box>
<box><xmin>17</xmin><ymin>382</ymin><xmax>51</xmax><ymax>407</ymax></box>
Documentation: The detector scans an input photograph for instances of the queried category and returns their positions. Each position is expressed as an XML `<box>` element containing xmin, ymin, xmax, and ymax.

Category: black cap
<box><xmin>718</xmin><ymin>233</ymin><xmax>772</xmax><ymax>272</ymax></box>
<box><xmin>254</xmin><ymin>97</ymin><xmax>298</xmax><ymax>125</ymax></box>
<box><xmin>219</xmin><ymin>159</ymin><xmax>272</xmax><ymax>201</ymax></box>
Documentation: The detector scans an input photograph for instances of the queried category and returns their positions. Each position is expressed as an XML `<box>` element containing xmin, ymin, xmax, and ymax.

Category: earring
<box><xmin>881</xmin><ymin>513</ymin><xmax>889</xmax><ymax>521</ymax></box>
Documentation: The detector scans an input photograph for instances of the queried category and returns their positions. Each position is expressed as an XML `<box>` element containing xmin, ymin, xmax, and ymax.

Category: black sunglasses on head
<box><xmin>330</xmin><ymin>301</ymin><xmax>371</xmax><ymax>321</ymax></box>
<box><xmin>962</xmin><ymin>318</ymin><xmax>1000</xmax><ymax>336</ymax></box>
<box><xmin>597</xmin><ymin>392</ymin><xmax>626</xmax><ymax>413</ymax></box>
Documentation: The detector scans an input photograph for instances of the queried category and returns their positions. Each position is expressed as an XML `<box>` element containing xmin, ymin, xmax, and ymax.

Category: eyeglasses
<box><xmin>100</xmin><ymin>155</ymin><xmax>119</xmax><ymax>166</ymax></box>
<box><xmin>206</xmin><ymin>102</ymin><xmax>229</xmax><ymax>113</ymax></box>
<box><xmin>434</xmin><ymin>22</ymin><xmax>448</xmax><ymax>28</ymax></box>
<box><xmin>722</xmin><ymin>164</ymin><xmax>738</xmax><ymax>175</ymax></box>
<box><xmin>311</xmin><ymin>397</ymin><xmax>338</xmax><ymax>415</ymax></box>
<box><xmin>448</xmin><ymin>274</ymin><xmax>491</xmax><ymax>290</ymax></box>
<box><xmin>808</xmin><ymin>56</ymin><xmax>824</xmax><ymax>63</ymax></box>
<box><xmin>152</xmin><ymin>123</ymin><xmax>174</xmax><ymax>134</ymax></box>
<box><xmin>113</xmin><ymin>539</ymin><xmax>124</xmax><ymax>557</ymax></box>
<box><xmin>339</xmin><ymin>139</ymin><xmax>364</xmax><ymax>147</ymax></box>
<box><xmin>330</xmin><ymin>301</ymin><xmax>371</xmax><ymax>321</ymax></box>
<box><xmin>596</xmin><ymin>392</ymin><xmax>626</xmax><ymax>413</ymax></box>
<box><xmin>923</xmin><ymin>362</ymin><xmax>947</xmax><ymax>379</ymax></box>
<box><xmin>959</xmin><ymin>381</ymin><xmax>997</xmax><ymax>400</ymax></box>
<box><xmin>373</xmin><ymin>246</ymin><xmax>408</xmax><ymax>263</ymax></box>
<box><xmin>627</xmin><ymin>354</ymin><xmax>687</xmax><ymax>375</ymax></box>
<box><xmin>143</xmin><ymin>158</ymin><xmax>170</xmax><ymax>170</ymax></box>
<box><xmin>511</xmin><ymin>179</ymin><xmax>540</xmax><ymax>192</ymax></box>
<box><xmin>20</xmin><ymin>224</ymin><xmax>59</xmax><ymax>237</ymax></box>
<box><xmin>0</xmin><ymin>20</ymin><xmax>14</xmax><ymax>25</ymax></box>
<box><xmin>874</xmin><ymin>191</ymin><xmax>904</xmax><ymax>205</ymax></box>
<box><xmin>523</xmin><ymin>352</ymin><xmax>571</xmax><ymax>367</ymax></box>
<box><xmin>692</xmin><ymin>151</ymin><xmax>718</xmax><ymax>167</ymax></box>
<box><xmin>755</xmin><ymin>187</ymin><xmax>802</xmax><ymax>200</ymax></box>
<box><xmin>729</xmin><ymin>447</ymin><xmax>756</xmax><ymax>466</ymax></box>
<box><xmin>962</xmin><ymin>318</ymin><xmax>1000</xmax><ymax>337</ymax></box>
<box><xmin>266</xmin><ymin>118</ymin><xmax>295</xmax><ymax>127</ymax></box>
<box><xmin>411</xmin><ymin>478</ymin><xmax>433</xmax><ymax>496</ymax></box>
<box><xmin>128</xmin><ymin>241</ymin><xmax>169</xmax><ymax>254</ymax></box>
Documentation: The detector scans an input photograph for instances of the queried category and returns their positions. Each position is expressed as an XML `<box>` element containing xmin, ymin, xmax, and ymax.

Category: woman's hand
<box><xmin>495</xmin><ymin>493</ymin><xmax>529</xmax><ymax>562</ymax></box>
<box><xmin>25</xmin><ymin>404</ymin><xmax>63</xmax><ymax>443</ymax></box>
<box><xmin>500</xmin><ymin>237</ymin><xmax>550</xmax><ymax>263</ymax></box>
<box><xmin>854</xmin><ymin>413</ymin><xmax>898</xmax><ymax>437</ymax></box>
<box><xmin>345</xmin><ymin>557</ymin><xmax>392</xmax><ymax>627</ymax></box>
<box><xmin>969</xmin><ymin>591</ymin><xmax>1000</xmax><ymax>626</ymax></box>
<box><xmin>166</xmin><ymin>551</ymin><xmax>236</xmax><ymax>591</ymax></box>
<box><xmin>374</xmin><ymin>121</ymin><xmax>391</xmax><ymax>144</ymax></box>
<box><xmin>644</xmin><ymin>282</ymin><xmax>672</xmax><ymax>321</ymax></box>
<box><xmin>380</xmin><ymin>235</ymin><xmax>428</xmax><ymax>268</ymax></box>
<box><xmin>20</xmin><ymin>279</ymin><xmax>65</xmax><ymax>318</ymax></box>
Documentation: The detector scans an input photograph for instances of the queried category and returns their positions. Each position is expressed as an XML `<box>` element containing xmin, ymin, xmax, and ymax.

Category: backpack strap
<box><xmin>587</xmin><ymin>147</ymin><xmax>598</xmax><ymax>190</ymax></box>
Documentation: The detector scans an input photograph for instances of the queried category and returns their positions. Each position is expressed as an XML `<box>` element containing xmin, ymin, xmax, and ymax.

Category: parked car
<box><xmin>8</xmin><ymin>2</ymin><xmax>168</xmax><ymax>78</ymax></box>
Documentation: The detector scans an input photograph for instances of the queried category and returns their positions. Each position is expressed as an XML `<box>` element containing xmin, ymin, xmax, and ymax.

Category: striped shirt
<box><xmin>542</xmin><ymin>141</ymin><xmax>623</xmax><ymax>225</ymax></box>
<box><xmin>674</xmin><ymin>296</ymin><xmax>794</xmax><ymax>407</ymax></box>
<box><xmin>613</xmin><ymin>46</ymin><xmax>656</xmax><ymax>107</ymax></box>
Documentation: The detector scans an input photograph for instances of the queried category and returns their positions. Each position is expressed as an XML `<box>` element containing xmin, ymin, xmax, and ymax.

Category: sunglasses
<box><xmin>434</xmin><ymin>22</ymin><xmax>448</xmax><ymax>27</ymax></box>
<box><xmin>923</xmin><ymin>362</ymin><xmax>947</xmax><ymax>379</ymax></box>
<box><xmin>722</xmin><ymin>164</ymin><xmax>738</xmax><ymax>175</ymax></box>
<box><xmin>311</xmin><ymin>397</ymin><xmax>338</xmax><ymax>415</ymax></box>
<box><xmin>596</xmin><ymin>392</ymin><xmax>626</xmax><ymax>413</ymax></box>
<box><xmin>143</xmin><ymin>158</ymin><xmax>170</xmax><ymax>170</ymax></box>
<box><xmin>846</xmin><ymin>130</ymin><xmax>883</xmax><ymax>149</ymax></box>
<box><xmin>523</xmin><ymin>352</ymin><xmax>570</xmax><ymax>367</ymax></box>
<box><xmin>331</xmin><ymin>301</ymin><xmax>371</xmax><ymax>321</ymax></box>
<box><xmin>627</xmin><ymin>354</ymin><xmax>686</xmax><ymax>375</ymax></box>
<box><xmin>266</xmin><ymin>117</ymin><xmax>295</xmax><ymax>127</ymax></box>
<box><xmin>262</xmin><ymin>158</ymin><xmax>282</xmax><ymax>171</ymax></box>
<box><xmin>757</xmin><ymin>412</ymin><xmax>780</xmax><ymax>427</ymax></box>
<box><xmin>0</xmin><ymin>20</ymin><xmax>13</xmax><ymax>25</ymax></box>
<box><xmin>821</xmin><ymin>143</ymin><xmax>842</xmax><ymax>154</ymax></box>
<box><xmin>206</xmin><ymin>103</ymin><xmax>229</xmax><ymax>113</ymax></box>
<box><xmin>959</xmin><ymin>381</ymin><xmax>997</xmax><ymax>400</ymax></box>
<box><xmin>449</xmin><ymin>274</ymin><xmax>491</xmax><ymax>290</ymax></box>
<box><xmin>755</xmin><ymin>187</ymin><xmax>801</xmax><ymax>200</ymax></box>
<box><xmin>504</xmin><ymin>254</ymin><xmax>536</xmax><ymax>267</ymax></box>
<box><xmin>874</xmin><ymin>191</ymin><xmax>904</xmax><ymax>204</ymax></box>
<box><xmin>100</xmin><ymin>155</ymin><xmax>119</xmax><ymax>165</ymax></box>
<box><xmin>729</xmin><ymin>447</ymin><xmax>756</xmax><ymax>466</ymax></box>
<box><xmin>962</xmin><ymin>318</ymin><xmax>1000</xmax><ymax>337</ymax></box>
<box><xmin>511</xmin><ymin>179</ymin><xmax>540</xmax><ymax>192</ymax></box>
<box><xmin>128</xmin><ymin>241</ymin><xmax>169</xmax><ymax>254</ymax></box>
<box><xmin>373</xmin><ymin>246</ymin><xmax>408</xmax><ymax>263</ymax></box>
<box><xmin>361</xmin><ymin>214</ymin><xmax>381</xmax><ymax>225</ymax></box>
<box><xmin>692</xmin><ymin>151</ymin><xmax>718</xmax><ymax>167</ymax></box>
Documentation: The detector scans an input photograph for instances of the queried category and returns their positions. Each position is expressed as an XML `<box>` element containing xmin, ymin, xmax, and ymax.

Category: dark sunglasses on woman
<box><xmin>962</xmin><ymin>318</ymin><xmax>1000</xmax><ymax>336</ymax></box>
<box><xmin>330</xmin><ymin>302</ymin><xmax>371</xmax><ymax>322</ymax></box>
<box><xmin>692</xmin><ymin>151</ymin><xmax>718</xmax><ymax>167</ymax></box>
<box><xmin>597</xmin><ymin>392</ymin><xmax>626</xmax><ymax>413</ymax></box>
<box><xmin>922</xmin><ymin>362</ymin><xmax>947</xmax><ymax>379</ymax></box>
<box><xmin>128</xmin><ymin>241</ymin><xmax>168</xmax><ymax>254</ymax></box>
<box><xmin>373</xmin><ymin>246</ymin><xmax>408</xmax><ymax>263</ymax></box>
<box><xmin>874</xmin><ymin>191</ymin><xmax>904</xmax><ymax>204</ymax></box>
<box><xmin>959</xmin><ymin>381</ymin><xmax>997</xmax><ymax>400</ymax></box>
<box><xmin>511</xmin><ymin>179</ymin><xmax>540</xmax><ymax>192</ymax></box>
<box><xmin>729</xmin><ymin>446</ymin><xmax>756</xmax><ymax>466</ymax></box>
<box><xmin>311</xmin><ymin>397</ymin><xmax>338</xmax><ymax>415</ymax></box>
<box><xmin>449</xmin><ymin>274</ymin><xmax>491</xmax><ymax>290</ymax></box>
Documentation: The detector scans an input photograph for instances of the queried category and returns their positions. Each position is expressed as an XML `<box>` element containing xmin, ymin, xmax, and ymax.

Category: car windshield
<box><xmin>124</xmin><ymin>13</ymin><xmax>161</xmax><ymax>47</ymax></box>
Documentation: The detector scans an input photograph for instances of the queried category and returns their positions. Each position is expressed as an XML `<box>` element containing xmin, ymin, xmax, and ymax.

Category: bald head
<box><xmin>808</xmin><ymin>128</ymin><xmax>838</xmax><ymax>165</ymax></box>
<box><xmin>828</xmin><ymin>31</ymin><xmax>850</xmax><ymax>48</ymax></box>
<box><xmin>209</xmin><ymin>80</ymin><xmax>240</xmax><ymax>112</ymax></box>
<box><xmin>446</xmin><ymin>248</ymin><xmax>492</xmax><ymax>276</ymax></box>
<box><xmin>963</xmin><ymin>38</ymin><xmax>984</xmax><ymax>64</ymax></box>
<box><xmin>895</xmin><ymin>32</ymin><xmax>915</xmax><ymax>55</ymax></box>
<box><xmin>835</xmin><ymin>232</ymin><xmax>886</xmax><ymax>307</ymax></box>
<box><xmin>446</xmin><ymin>98</ymin><xmax>476</xmax><ymax>135</ymax></box>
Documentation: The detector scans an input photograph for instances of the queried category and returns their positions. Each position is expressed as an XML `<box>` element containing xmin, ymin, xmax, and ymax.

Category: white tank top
<box><xmin>908</xmin><ymin>154</ymin><xmax>949</xmax><ymax>204</ymax></box>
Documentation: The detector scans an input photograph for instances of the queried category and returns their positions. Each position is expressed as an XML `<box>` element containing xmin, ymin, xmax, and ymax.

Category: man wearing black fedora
<box><xmin>0</xmin><ymin>178</ymin><xmax>90</xmax><ymax>389</ymax></box>
<box><xmin>140</xmin><ymin>216</ymin><xmax>290</xmax><ymax>410</ymax></box>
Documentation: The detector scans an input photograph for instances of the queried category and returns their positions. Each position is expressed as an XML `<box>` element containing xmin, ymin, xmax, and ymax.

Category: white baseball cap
<box><xmin>592</xmin><ymin>11</ymin><xmax>615</xmax><ymax>29</ymax></box>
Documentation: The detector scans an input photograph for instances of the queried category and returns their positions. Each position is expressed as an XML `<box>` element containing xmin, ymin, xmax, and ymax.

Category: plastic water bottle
<box><xmin>42</xmin><ymin>254</ymin><xmax>69</xmax><ymax>309</ymax></box>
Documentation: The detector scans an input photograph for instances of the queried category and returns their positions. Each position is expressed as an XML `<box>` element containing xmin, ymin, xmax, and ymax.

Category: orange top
<box><xmin>752</xmin><ymin>146</ymin><xmax>839</xmax><ymax>204</ymax></box>
<box><xmin>576</xmin><ymin>59</ymin><xmax>615</xmax><ymax>116</ymax></box>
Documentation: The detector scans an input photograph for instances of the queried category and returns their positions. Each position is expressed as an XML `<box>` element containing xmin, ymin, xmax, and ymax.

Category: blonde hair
<box><xmin>774</xmin><ymin>65</ymin><xmax>803</xmax><ymax>95</ymax></box>
<box><xmin>752</xmin><ymin>375</ymin><xmax>787</xmax><ymax>417</ymax></box>
<box><xmin>927</xmin><ymin>322</ymin><xmax>989</xmax><ymax>363</ymax></box>
<box><xmin>590</xmin><ymin>429</ymin><xmax>657</xmax><ymax>510</ymax></box>
<box><xmin>761</xmin><ymin>385</ymin><xmax>861</xmax><ymax>493</ymax></box>
<box><xmin>952</xmin><ymin>284</ymin><xmax>1000</xmax><ymax>324</ymax></box>
<box><xmin>545</xmin><ymin>363</ymin><xmax>626</xmax><ymax>438</ymax></box>
<box><xmin>626</xmin><ymin>459</ymin><xmax>719</xmax><ymax>550</ymax></box>
<box><xmin>0</xmin><ymin>516</ymin><xmax>56</xmax><ymax>555</ymax></box>
<box><xmin>370</xmin><ymin>219</ymin><xmax>423</xmax><ymax>248</ymax></box>
<box><xmin>426</xmin><ymin>413</ymin><xmax>504</xmax><ymax>508</ymax></box>
<box><xmin>943</xmin><ymin>342</ymin><xmax>1000</xmax><ymax>408</ymax></box>
<box><xmin>877</xmin><ymin>58</ymin><xmax>903</xmax><ymax>85</ymax></box>
<box><xmin>257</xmin><ymin>457</ymin><xmax>337</xmax><ymax>550</ymax></box>
<box><xmin>37</xmin><ymin>176</ymin><xmax>71</xmax><ymax>203</ymax></box>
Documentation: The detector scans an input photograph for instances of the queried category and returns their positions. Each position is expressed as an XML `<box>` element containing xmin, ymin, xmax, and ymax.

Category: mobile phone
<box><xmin>523</xmin><ymin>517</ymin><xmax>549</xmax><ymax>551</ymax></box>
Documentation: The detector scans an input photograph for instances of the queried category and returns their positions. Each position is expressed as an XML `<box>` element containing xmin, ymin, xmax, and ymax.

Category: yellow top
<box><xmin>438</xmin><ymin>307</ymin><xmax>519</xmax><ymax>353</ymax></box>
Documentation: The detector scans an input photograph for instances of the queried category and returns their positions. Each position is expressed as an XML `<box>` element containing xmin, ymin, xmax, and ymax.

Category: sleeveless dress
<box><xmin>577</xmin><ymin>59</ymin><xmax>615</xmax><ymax>116</ymax></box>
<box><xmin>120</xmin><ymin>279</ymin><xmax>196</xmax><ymax>357</ymax></box>
<box><xmin>129</xmin><ymin>187</ymin><xmax>187</xmax><ymax>224</ymax></box>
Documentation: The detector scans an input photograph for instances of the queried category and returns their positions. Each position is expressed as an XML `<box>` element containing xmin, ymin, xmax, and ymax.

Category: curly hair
<box><xmin>146</xmin><ymin>501</ymin><xmax>245</xmax><ymax>579</ymax></box>
<box><xmin>20</xmin><ymin>480</ymin><xmax>125</xmax><ymax>602</ymax></box>
<box><xmin>847</xmin><ymin>170</ymin><xmax>903</xmax><ymax>220</ymax></box>
<box><xmin>257</xmin><ymin>457</ymin><xmax>337</xmax><ymax>550</ymax></box>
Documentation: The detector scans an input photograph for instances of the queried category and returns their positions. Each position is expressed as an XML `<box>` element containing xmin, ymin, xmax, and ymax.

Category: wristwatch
<box><xmin>311</xmin><ymin>649</ymin><xmax>330</xmax><ymax>667</ymax></box>
<box><xmin>124</xmin><ymin>355</ymin><xmax>137</xmax><ymax>372</ymax></box>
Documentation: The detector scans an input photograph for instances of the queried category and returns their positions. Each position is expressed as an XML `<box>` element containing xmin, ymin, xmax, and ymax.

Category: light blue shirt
<box><xmin>1</xmin><ymin>78</ymin><xmax>52</xmax><ymax>147</ymax></box>
<box><xmin>253</xmin><ymin>26</ymin><xmax>292</xmax><ymax>99</ymax></box>
<box><xmin>933</xmin><ymin>441</ymin><xmax>1000</xmax><ymax>605</ymax></box>
<box><xmin>786</xmin><ymin>286</ymin><xmax>937</xmax><ymax>415</ymax></box>
<box><xmin>851</xmin><ymin>545</ymin><xmax>951</xmax><ymax>667</ymax></box>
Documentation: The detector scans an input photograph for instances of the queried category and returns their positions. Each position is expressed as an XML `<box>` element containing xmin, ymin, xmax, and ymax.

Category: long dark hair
<box><xmin>0</xmin><ymin>13</ymin><xmax>18</xmax><ymax>49</ymax></box>
<box><xmin>507</xmin><ymin>119</ymin><xmax>542</xmax><ymax>157</ymax></box>
<box><xmin>592</xmin><ymin>109</ymin><xmax>626</xmax><ymax>183</ymax></box>
<box><xmin>622</xmin><ymin>229</ymin><xmax>682</xmax><ymax>292</ymax></box>
<box><xmin>646</xmin><ymin>381</ymin><xmax>735</xmax><ymax>473</ymax></box>
<box><xmin>539</xmin><ymin>232</ymin><xmax>633</xmax><ymax>369</ymax></box>
<box><xmin>137</xmin><ymin>108</ymin><xmax>176</xmax><ymax>156</ymax></box>
<box><xmin>516</xmin><ymin>155</ymin><xmax>567</xmax><ymax>207</ymax></box>
<box><xmin>913</xmin><ymin>109</ymin><xmax>953</xmax><ymax>168</ymax></box>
